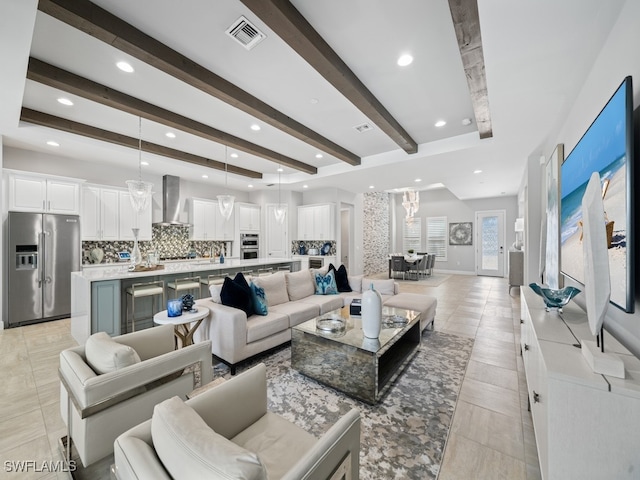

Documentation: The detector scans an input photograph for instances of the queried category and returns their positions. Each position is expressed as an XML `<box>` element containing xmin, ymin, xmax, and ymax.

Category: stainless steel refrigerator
<box><xmin>7</xmin><ymin>212</ymin><xmax>81</xmax><ymax>326</ymax></box>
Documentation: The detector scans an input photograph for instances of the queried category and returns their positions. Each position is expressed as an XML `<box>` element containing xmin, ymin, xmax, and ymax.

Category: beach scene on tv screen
<box><xmin>560</xmin><ymin>82</ymin><xmax>628</xmax><ymax>308</ymax></box>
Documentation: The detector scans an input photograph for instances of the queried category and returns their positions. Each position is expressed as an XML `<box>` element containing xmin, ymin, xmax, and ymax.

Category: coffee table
<box><xmin>154</xmin><ymin>306</ymin><xmax>209</xmax><ymax>348</ymax></box>
<box><xmin>291</xmin><ymin>305</ymin><xmax>421</xmax><ymax>404</ymax></box>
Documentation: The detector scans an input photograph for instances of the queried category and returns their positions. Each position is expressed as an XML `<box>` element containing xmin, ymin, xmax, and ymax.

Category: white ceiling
<box><xmin>0</xmin><ymin>0</ymin><xmax>627</xmax><ymax>199</ymax></box>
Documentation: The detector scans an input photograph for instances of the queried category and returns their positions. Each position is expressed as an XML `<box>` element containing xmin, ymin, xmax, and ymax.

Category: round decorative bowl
<box><xmin>529</xmin><ymin>283</ymin><xmax>581</xmax><ymax>312</ymax></box>
<box><xmin>316</xmin><ymin>313</ymin><xmax>346</xmax><ymax>334</ymax></box>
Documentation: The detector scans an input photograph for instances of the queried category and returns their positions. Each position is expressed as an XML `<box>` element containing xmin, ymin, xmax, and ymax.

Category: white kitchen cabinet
<box><xmin>190</xmin><ymin>198</ymin><xmax>217</xmax><ymax>240</ymax></box>
<box><xmin>265</xmin><ymin>204</ymin><xmax>288</xmax><ymax>257</ymax></box>
<box><xmin>297</xmin><ymin>203</ymin><xmax>335</xmax><ymax>240</ymax></box>
<box><xmin>81</xmin><ymin>186</ymin><xmax>119</xmax><ymax>241</ymax></box>
<box><xmin>8</xmin><ymin>171</ymin><xmax>81</xmax><ymax>214</ymax></box>
<box><xmin>214</xmin><ymin>203</ymin><xmax>235</xmax><ymax>240</ymax></box>
<box><xmin>238</xmin><ymin>204</ymin><xmax>261</xmax><ymax>232</ymax></box>
<box><xmin>119</xmin><ymin>191</ymin><xmax>152</xmax><ymax>241</ymax></box>
<box><xmin>520</xmin><ymin>288</ymin><xmax>640</xmax><ymax>479</ymax></box>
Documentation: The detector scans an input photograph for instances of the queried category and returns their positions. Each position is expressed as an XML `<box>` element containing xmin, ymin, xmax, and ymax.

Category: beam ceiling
<box><xmin>27</xmin><ymin>57</ymin><xmax>317</xmax><ymax>175</ymax></box>
<box><xmin>239</xmin><ymin>0</ymin><xmax>419</xmax><ymax>154</ymax></box>
<box><xmin>37</xmin><ymin>0</ymin><xmax>361</xmax><ymax>166</ymax></box>
<box><xmin>20</xmin><ymin>108</ymin><xmax>263</xmax><ymax>179</ymax></box>
<box><xmin>448</xmin><ymin>0</ymin><xmax>493</xmax><ymax>139</ymax></box>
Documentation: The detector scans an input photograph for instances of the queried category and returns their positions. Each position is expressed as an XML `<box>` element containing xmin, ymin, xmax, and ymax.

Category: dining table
<box><xmin>388</xmin><ymin>254</ymin><xmax>424</xmax><ymax>279</ymax></box>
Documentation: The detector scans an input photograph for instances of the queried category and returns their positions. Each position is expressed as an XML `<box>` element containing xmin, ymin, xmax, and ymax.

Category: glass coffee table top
<box><xmin>293</xmin><ymin>305</ymin><xmax>420</xmax><ymax>353</ymax></box>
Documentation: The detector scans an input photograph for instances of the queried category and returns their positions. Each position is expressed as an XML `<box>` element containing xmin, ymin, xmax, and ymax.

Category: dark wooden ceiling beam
<box><xmin>27</xmin><ymin>57</ymin><xmax>316</xmax><ymax>175</ymax></box>
<box><xmin>448</xmin><ymin>0</ymin><xmax>493</xmax><ymax>139</ymax></box>
<box><xmin>20</xmin><ymin>108</ymin><xmax>263</xmax><ymax>179</ymax></box>
<box><xmin>37</xmin><ymin>0</ymin><xmax>360</xmax><ymax>166</ymax></box>
<box><xmin>239</xmin><ymin>0</ymin><xmax>418</xmax><ymax>154</ymax></box>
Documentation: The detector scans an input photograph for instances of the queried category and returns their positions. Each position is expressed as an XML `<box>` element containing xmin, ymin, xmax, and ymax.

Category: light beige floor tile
<box><xmin>476</xmin><ymin>327</ymin><xmax>515</xmax><ymax>344</ymax></box>
<box><xmin>450</xmin><ymin>400</ymin><xmax>524</xmax><ymax>460</ymax></box>
<box><xmin>0</xmin><ymin>435</ymin><xmax>57</xmax><ymax>480</ymax></box>
<box><xmin>0</xmin><ymin>383</ymin><xmax>42</xmax><ymax>423</ymax></box>
<box><xmin>37</xmin><ymin>381</ymin><xmax>62</xmax><ymax>408</ymax></box>
<box><xmin>465</xmin><ymin>360</ymin><xmax>519</xmax><ymax>391</ymax></box>
<box><xmin>440</xmin><ymin>323</ymin><xmax>478</xmax><ymax>338</ymax></box>
<box><xmin>0</xmin><ymin>409</ymin><xmax>47</xmax><ymax>453</ymax></box>
<box><xmin>439</xmin><ymin>433</ymin><xmax>526</xmax><ymax>480</ymax></box>
<box><xmin>459</xmin><ymin>378</ymin><xmax>521</xmax><ymax>419</ymax></box>
<box><xmin>446</xmin><ymin>314</ymin><xmax>481</xmax><ymax>327</ymax></box>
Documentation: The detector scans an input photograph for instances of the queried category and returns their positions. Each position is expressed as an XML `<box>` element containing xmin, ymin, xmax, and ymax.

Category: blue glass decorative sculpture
<box><xmin>529</xmin><ymin>283</ymin><xmax>581</xmax><ymax>312</ymax></box>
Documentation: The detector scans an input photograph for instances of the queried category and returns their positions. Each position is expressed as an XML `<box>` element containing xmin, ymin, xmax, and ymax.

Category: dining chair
<box><xmin>390</xmin><ymin>255</ymin><xmax>407</xmax><ymax>280</ymax></box>
<box><xmin>407</xmin><ymin>255</ymin><xmax>426</xmax><ymax>281</ymax></box>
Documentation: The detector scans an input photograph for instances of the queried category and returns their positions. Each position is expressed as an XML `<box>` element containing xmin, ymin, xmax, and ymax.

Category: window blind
<box><xmin>427</xmin><ymin>216</ymin><xmax>447</xmax><ymax>261</ymax></box>
<box><xmin>403</xmin><ymin>218</ymin><xmax>421</xmax><ymax>252</ymax></box>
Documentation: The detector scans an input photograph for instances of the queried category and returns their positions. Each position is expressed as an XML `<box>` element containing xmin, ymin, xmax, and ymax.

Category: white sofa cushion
<box><xmin>362</xmin><ymin>278</ymin><xmax>395</xmax><ymax>295</ymax></box>
<box><xmin>152</xmin><ymin>396</ymin><xmax>267</xmax><ymax>480</ymax></box>
<box><xmin>348</xmin><ymin>274</ymin><xmax>364</xmax><ymax>293</ymax></box>
<box><xmin>85</xmin><ymin>332</ymin><xmax>141</xmax><ymax>375</ymax></box>
<box><xmin>285</xmin><ymin>270</ymin><xmax>316</xmax><ymax>301</ymax></box>
<box><xmin>209</xmin><ymin>284</ymin><xmax>222</xmax><ymax>303</ymax></box>
<box><xmin>253</xmin><ymin>272</ymin><xmax>289</xmax><ymax>307</ymax></box>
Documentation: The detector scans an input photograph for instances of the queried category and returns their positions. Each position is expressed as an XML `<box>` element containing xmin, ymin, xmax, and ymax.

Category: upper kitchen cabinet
<box><xmin>297</xmin><ymin>204</ymin><xmax>335</xmax><ymax>240</ymax></box>
<box><xmin>214</xmin><ymin>202</ymin><xmax>235</xmax><ymax>240</ymax></box>
<box><xmin>190</xmin><ymin>198</ymin><xmax>217</xmax><ymax>240</ymax></box>
<box><xmin>7</xmin><ymin>171</ymin><xmax>82</xmax><ymax>214</ymax></box>
<box><xmin>119</xmin><ymin>191</ymin><xmax>152</xmax><ymax>241</ymax></box>
<box><xmin>238</xmin><ymin>203</ymin><xmax>261</xmax><ymax>233</ymax></box>
<box><xmin>81</xmin><ymin>186</ymin><xmax>119</xmax><ymax>241</ymax></box>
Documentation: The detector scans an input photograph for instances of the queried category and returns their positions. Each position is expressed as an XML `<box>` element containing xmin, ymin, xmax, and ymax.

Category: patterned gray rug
<box><xmin>216</xmin><ymin>329</ymin><xmax>473</xmax><ymax>480</ymax></box>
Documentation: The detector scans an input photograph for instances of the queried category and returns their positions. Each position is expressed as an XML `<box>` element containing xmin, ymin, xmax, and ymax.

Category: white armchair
<box><xmin>59</xmin><ymin>324</ymin><xmax>213</xmax><ymax>467</ymax></box>
<box><xmin>114</xmin><ymin>363</ymin><xmax>361</xmax><ymax>480</ymax></box>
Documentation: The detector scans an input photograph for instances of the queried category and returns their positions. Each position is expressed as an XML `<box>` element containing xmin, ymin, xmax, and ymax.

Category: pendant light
<box><xmin>274</xmin><ymin>166</ymin><xmax>286</xmax><ymax>224</ymax></box>
<box><xmin>217</xmin><ymin>146</ymin><xmax>235</xmax><ymax>220</ymax></box>
<box><xmin>126</xmin><ymin>117</ymin><xmax>153</xmax><ymax>213</ymax></box>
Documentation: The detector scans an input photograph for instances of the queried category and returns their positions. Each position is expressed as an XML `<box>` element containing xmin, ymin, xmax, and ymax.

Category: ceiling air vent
<box><xmin>226</xmin><ymin>16</ymin><xmax>266</xmax><ymax>50</ymax></box>
<box><xmin>354</xmin><ymin>122</ymin><xmax>374</xmax><ymax>133</ymax></box>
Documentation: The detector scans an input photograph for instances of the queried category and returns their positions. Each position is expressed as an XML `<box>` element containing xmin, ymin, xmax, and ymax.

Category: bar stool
<box><xmin>125</xmin><ymin>280</ymin><xmax>165</xmax><ymax>332</ymax></box>
<box><xmin>257</xmin><ymin>268</ymin><xmax>273</xmax><ymax>276</ymax></box>
<box><xmin>277</xmin><ymin>265</ymin><xmax>291</xmax><ymax>273</ymax></box>
<box><xmin>167</xmin><ymin>276</ymin><xmax>202</xmax><ymax>300</ymax></box>
<box><xmin>201</xmin><ymin>273</ymin><xmax>229</xmax><ymax>297</ymax></box>
<box><xmin>240</xmin><ymin>270</ymin><xmax>254</xmax><ymax>278</ymax></box>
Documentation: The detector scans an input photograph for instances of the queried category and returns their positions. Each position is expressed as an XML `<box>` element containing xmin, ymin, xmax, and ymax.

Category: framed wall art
<box><xmin>449</xmin><ymin>222</ymin><xmax>473</xmax><ymax>245</ymax></box>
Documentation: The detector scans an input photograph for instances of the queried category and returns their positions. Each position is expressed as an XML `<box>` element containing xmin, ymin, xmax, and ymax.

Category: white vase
<box><xmin>361</xmin><ymin>283</ymin><xmax>382</xmax><ymax>338</ymax></box>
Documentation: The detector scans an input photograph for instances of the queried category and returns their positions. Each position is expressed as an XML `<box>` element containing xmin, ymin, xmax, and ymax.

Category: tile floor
<box><xmin>0</xmin><ymin>274</ymin><xmax>540</xmax><ymax>479</ymax></box>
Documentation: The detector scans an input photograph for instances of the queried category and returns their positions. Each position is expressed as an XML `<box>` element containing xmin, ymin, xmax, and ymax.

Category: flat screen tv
<box><xmin>560</xmin><ymin>76</ymin><xmax>634</xmax><ymax>313</ymax></box>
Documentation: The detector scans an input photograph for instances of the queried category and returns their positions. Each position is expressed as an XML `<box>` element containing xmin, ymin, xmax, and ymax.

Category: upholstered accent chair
<box><xmin>59</xmin><ymin>324</ymin><xmax>213</xmax><ymax>467</ymax></box>
<box><xmin>113</xmin><ymin>363</ymin><xmax>361</xmax><ymax>480</ymax></box>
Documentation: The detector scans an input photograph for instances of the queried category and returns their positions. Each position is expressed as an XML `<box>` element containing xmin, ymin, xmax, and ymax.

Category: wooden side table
<box><xmin>153</xmin><ymin>306</ymin><xmax>209</xmax><ymax>348</ymax></box>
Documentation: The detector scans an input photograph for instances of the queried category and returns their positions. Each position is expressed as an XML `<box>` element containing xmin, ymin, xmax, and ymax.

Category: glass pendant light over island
<box><xmin>126</xmin><ymin>117</ymin><xmax>153</xmax><ymax>213</ymax></box>
<box><xmin>217</xmin><ymin>146</ymin><xmax>235</xmax><ymax>221</ymax></box>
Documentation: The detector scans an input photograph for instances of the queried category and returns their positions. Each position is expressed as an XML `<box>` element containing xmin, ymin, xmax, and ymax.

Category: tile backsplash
<box><xmin>290</xmin><ymin>240</ymin><xmax>336</xmax><ymax>256</ymax></box>
<box><xmin>83</xmin><ymin>225</ymin><xmax>230</xmax><ymax>264</ymax></box>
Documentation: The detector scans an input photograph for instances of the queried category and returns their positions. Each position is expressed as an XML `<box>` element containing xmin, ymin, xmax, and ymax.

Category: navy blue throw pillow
<box><xmin>220</xmin><ymin>273</ymin><xmax>254</xmax><ymax>317</ymax></box>
<box><xmin>329</xmin><ymin>263</ymin><xmax>352</xmax><ymax>292</ymax></box>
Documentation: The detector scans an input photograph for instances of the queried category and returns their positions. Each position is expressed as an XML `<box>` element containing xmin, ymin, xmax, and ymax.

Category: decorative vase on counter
<box><xmin>361</xmin><ymin>283</ymin><xmax>382</xmax><ymax>338</ymax></box>
<box><xmin>129</xmin><ymin>228</ymin><xmax>142</xmax><ymax>271</ymax></box>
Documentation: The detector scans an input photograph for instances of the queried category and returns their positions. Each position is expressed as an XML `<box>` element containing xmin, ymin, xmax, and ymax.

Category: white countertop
<box><xmin>75</xmin><ymin>257</ymin><xmax>298</xmax><ymax>281</ymax></box>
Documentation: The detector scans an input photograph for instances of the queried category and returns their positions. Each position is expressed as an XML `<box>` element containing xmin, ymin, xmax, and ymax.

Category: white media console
<box><xmin>520</xmin><ymin>287</ymin><xmax>640</xmax><ymax>479</ymax></box>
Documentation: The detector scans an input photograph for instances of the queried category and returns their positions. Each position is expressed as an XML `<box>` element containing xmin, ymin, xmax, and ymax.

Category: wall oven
<box><xmin>240</xmin><ymin>233</ymin><xmax>259</xmax><ymax>260</ymax></box>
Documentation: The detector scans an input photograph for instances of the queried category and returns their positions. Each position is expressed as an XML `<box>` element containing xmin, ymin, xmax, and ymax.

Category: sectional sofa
<box><xmin>194</xmin><ymin>267</ymin><xmax>437</xmax><ymax>373</ymax></box>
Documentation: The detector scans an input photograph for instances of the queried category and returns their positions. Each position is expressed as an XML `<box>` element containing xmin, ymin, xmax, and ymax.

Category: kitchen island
<box><xmin>71</xmin><ymin>257</ymin><xmax>300</xmax><ymax>343</ymax></box>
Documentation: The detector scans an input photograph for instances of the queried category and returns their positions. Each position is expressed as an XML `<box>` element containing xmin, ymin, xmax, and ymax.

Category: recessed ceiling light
<box><xmin>141</xmin><ymin>161</ymin><xmax>149</xmax><ymax>166</ymax></box>
<box><xmin>435</xmin><ymin>120</ymin><xmax>446</xmax><ymax>127</ymax></box>
<box><xmin>248</xmin><ymin>184</ymin><xmax>254</xmax><ymax>188</ymax></box>
<box><xmin>165</xmin><ymin>132</ymin><xmax>176</xmax><ymax>139</ymax></box>
<box><xmin>116</xmin><ymin>61</ymin><xmax>134</xmax><ymax>73</ymax></box>
<box><xmin>397</xmin><ymin>54</ymin><xmax>413</xmax><ymax>67</ymax></box>
<box><xmin>501</xmin><ymin>191</ymin><xmax>506</xmax><ymax>195</ymax></box>
<box><xmin>303</xmin><ymin>185</ymin><xmax>308</xmax><ymax>189</ymax></box>
<box><xmin>474</xmin><ymin>169</ymin><xmax>482</xmax><ymax>174</ymax></box>
<box><xmin>415</xmin><ymin>178</ymin><xmax>421</xmax><ymax>183</ymax></box>
<box><xmin>230</xmin><ymin>153</ymin><xmax>239</xmax><ymax>158</ymax></box>
<box><xmin>46</xmin><ymin>140</ymin><xmax>59</xmax><ymax>147</ymax></box>
<box><xmin>57</xmin><ymin>97</ymin><xmax>73</xmax><ymax>106</ymax></box>
<box><xmin>369</xmin><ymin>185</ymin><xmax>375</xmax><ymax>189</ymax></box>
<box><xmin>202</xmin><ymin>174</ymin><xmax>208</xmax><ymax>179</ymax></box>
<box><xmin>250</xmin><ymin>124</ymin><xmax>261</xmax><ymax>131</ymax></box>
<box><xmin>462</xmin><ymin>118</ymin><xmax>472</xmax><ymax>126</ymax></box>
<box><xmin>277</xmin><ymin>167</ymin><xmax>284</xmax><ymax>172</ymax></box>
<box><xmin>315</xmin><ymin>153</ymin><xmax>323</xmax><ymax>159</ymax></box>
<box><xmin>310</xmin><ymin>98</ymin><xmax>319</xmax><ymax>104</ymax></box>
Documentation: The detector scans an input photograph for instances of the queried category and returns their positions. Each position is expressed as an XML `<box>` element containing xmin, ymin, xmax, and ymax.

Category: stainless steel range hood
<box><xmin>154</xmin><ymin>175</ymin><xmax>190</xmax><ymax>226</ymax></box>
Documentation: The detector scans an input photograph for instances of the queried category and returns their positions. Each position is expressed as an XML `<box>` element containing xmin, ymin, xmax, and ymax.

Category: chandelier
<box><xmin>274</xmin><ymin>167</ymin><xmax>286</xmax><ymax>225</ymax></box>
<box><xmin>217</xmin><ymin>146</ymin><xmax>235</xmax><ymax>221</ymax></box>
<box><xmin>402</xmin><ymin>189</ymin><xmax>420</xmax><ymax>225</ymax></box>
<box><xmin>126</xmin><ymin>117</ymin><xmax>153</xmax><ymax>213</ymax></box>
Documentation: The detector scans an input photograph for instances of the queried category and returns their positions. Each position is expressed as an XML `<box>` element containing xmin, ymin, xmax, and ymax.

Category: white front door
<box><xmin>476</xmin><ymin>210</ymin><xmax>506</xmax><ymax>277</ymax></box>
<box><xmin>266</xmin><ymin>204</ymin><xmax>288</xmax><ymax>257</ymax></box>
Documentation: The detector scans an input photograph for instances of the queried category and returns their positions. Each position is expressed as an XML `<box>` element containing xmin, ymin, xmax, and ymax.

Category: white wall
<box><xmin>538</xmin><ymin>0</ymin><xmax>640</xmax><ymax>357</ymax></box>
<box><xmin>0</xmin><ymin>137</ymin><xmax>4</xmax><ymax>330</ymax></box>
<box><xmin>392</xmin><ymin>188</ymin><xmax>518</xmax><ymax>274</ymax></box>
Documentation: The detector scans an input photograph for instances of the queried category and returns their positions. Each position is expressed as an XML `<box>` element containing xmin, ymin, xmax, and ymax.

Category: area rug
<box><xmin>216</xmin><ymin>329</ymin><xmax>473</xmax><ymax>480</ymax></box>
<box><xmin>369</xmin><ymin>271</ymin><xmax>452</xmax><ymax>287</ymax></box>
